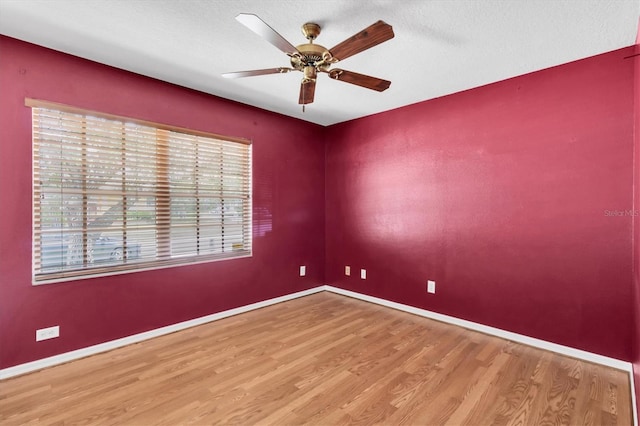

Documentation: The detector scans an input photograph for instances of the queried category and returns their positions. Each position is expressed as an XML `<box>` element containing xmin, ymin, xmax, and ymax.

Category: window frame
<box><xmin>28</xmin><ymin>98</ymin><xmax>252</xmax><ymax>285</ymax></box>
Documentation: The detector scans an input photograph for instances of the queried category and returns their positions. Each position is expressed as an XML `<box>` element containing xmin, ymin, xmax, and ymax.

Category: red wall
<box><xmin>633</xmin><ymin>35</ymin><xmax>640</xmax><ymax>422</ymax></box>
<box><xmin>0</xmin><ymin>36</ymin><xmax>326</xmax><ymax>369</ymax></box>
<box><xmin>326</xmin><ymin>47</ymin><xmax>636</xmax><ymax>360</ymax></box>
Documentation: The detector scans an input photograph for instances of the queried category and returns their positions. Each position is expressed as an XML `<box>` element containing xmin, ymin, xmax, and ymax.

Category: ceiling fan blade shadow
<box><xmin>328</xmin><ymin>69</ymin><xmax>391</xmax><ymax>92</ymax></box>
<box><xmin>222</xmin><ymin>68</ymin><xmax>292</xmax><ymax>78</ymax></box>
<box><xmin>328</xmin><ymin>21</ymin><xmax>394</xmax><ymax>61</ymax></box>
<box><xmin>299</xmin><ymin>80</ymin><xmax>316</xmax><ymax>104</ymax></box>
<box><xmin>236</xmin><ymin>13</ymin><xmax>300</xmax><ymax>55</ymax></box>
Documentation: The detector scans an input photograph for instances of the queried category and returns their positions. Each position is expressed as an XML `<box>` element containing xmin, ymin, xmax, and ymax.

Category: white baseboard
<box><xmin>324</xmin><ymin>285</ymin><xmax>632</xmax><ymax>371</ymax></box>
<box><xmin>1</xmin><ymin>283</ymin><xmax>637</xmax><ymax>425</ymax></box>
<box><xmin>0</xmin><ymin>286</ymin><xmax>325</xmax><ymax>380</ymax></box>
<box><xmin>631</xmin><ymin>368</ymin><xmax>638</xmax><ymax>426</ymax></box>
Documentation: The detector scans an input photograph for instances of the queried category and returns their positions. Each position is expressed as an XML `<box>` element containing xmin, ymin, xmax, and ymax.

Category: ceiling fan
<box><xmin>223</xmin><ymin>14</ymin><xmax>394</xmax><ymax>108</ymax></box>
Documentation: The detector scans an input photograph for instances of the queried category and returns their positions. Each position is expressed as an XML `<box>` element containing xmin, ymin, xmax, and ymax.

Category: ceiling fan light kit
<box><xmin>223</xmin><ymin>13</ymin><xmax>394</xmax><ymax>109</ymax></box>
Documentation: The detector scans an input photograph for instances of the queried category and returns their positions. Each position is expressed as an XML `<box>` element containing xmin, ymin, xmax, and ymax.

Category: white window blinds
<box><xmin>29</xmin><ymin>99</ymin><xmax>252</xmax><ymax>284</ymax></box>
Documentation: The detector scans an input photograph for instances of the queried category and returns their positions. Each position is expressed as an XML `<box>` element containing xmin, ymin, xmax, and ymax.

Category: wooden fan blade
<box><xmin>299</xmin><ymin>80</ymin><xmax>316</xmax><ymax>105</ymax></box>
<box><xmin>222</xmin><ymin>68</ymin><xmax>292</xmax><ymax>78</ymax></box>
<box><xmin>236</xmin><ymin>13</ymin><xmax>300</xmax><ymax>55</ymax></box>
<box><xmin>328</xmin><ymin>69</ymin><xmax>391</xmax><ymax>92</ymax></box>
<box><xmin>328</xmin><ymin>21</ymin><xmax>394</xmax><ymax>61</ymax></box>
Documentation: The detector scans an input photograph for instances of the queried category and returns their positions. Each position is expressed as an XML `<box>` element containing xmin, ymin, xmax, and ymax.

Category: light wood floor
<box><xmin>0</xmin><ymin>292</ymin><xmax>633</xmax><ymax>425</ymax></box>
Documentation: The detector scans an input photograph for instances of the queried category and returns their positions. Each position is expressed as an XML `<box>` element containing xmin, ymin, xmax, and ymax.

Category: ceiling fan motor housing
<box><xmin>290</xmin><ymin>23</ymin><xmax>332</xmax><ymax>77</ymax></box>
<box><xmin>291</xmin><ymin>42</ymin><xmax>331</xmax><ymax>75</ymax></box>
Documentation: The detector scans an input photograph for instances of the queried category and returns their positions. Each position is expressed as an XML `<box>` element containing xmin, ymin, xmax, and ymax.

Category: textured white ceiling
<box><xmin>1</xmin><ymin>0</ymin><xmax>638</xmax><ymax>126</ymax></box>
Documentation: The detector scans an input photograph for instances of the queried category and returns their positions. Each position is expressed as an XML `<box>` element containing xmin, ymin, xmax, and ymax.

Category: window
<box><xmin>29</xmin><ymin>99</ymin><xmax>252</xmax><ymax>284</ymax></box>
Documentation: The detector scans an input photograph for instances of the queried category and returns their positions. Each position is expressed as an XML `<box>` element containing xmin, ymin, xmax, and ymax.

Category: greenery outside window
<box><xmin>29</xmin><ymin>99</ymin><xmax>252</xmax><ymax>284</ymax></box>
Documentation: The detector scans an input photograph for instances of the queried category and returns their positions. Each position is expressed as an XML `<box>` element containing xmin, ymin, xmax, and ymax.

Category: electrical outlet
<box><xmin>427</xmin><ymin>280</ymin><xmax>436</xmax><ymax>294</ymax></box>
<box><xmin>361</xmin><ymin>269</ymin><xmax>366</xmax><ymax>279</ymax></box>
<box><xmin>345</xmin><ymin>266</ymin><xmax>351</xmax><ymax>276</ymax></box>
<box><xmin>36</xmin><ymin>326</ymin><xmax>59</xmax><ymax>342</ymax></box>
<box><xmin>299</xmin><ymin>265</ymin><xmax>306</xmax><ymax>276</ymax></box>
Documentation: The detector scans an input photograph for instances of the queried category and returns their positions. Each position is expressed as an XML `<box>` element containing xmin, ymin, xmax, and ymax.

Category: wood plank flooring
<box><xmin>0</xmin><ymin>292</ymin><xmax>633</xmax><ymax>425</ymax></box>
